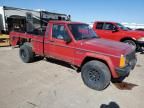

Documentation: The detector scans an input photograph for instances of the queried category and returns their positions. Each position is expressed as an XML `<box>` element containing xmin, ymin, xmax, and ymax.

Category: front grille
<box><xmin>126</xmin><ymin>51</ymin><xmax>136</xmax><ymax>69</ymax></box>
<box><xmin>126</xmin><ymin>51</ymin><xmax>136</xmax><ymax>61</ymax></box>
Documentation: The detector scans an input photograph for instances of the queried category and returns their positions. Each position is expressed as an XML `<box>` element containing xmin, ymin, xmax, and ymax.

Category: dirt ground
<box><xmin>0</xmin><ymin>47</ymin><xmax>144</xmax><ymax>108</ymax></box>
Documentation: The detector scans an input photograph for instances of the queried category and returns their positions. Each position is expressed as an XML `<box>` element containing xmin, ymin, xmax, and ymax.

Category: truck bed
<box><xmin>10</xmin><ymin>31</ymin><xmax>44</xmax><ymax>46</ymax></box>
<box><xmin>10</xmin><ymin>31</ymin><xmax>44</xmax><ymax>55</ymax></box>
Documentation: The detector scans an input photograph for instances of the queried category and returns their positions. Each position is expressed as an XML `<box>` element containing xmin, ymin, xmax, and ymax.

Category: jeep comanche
<box><xmin>10</xmin><ymin>21</ymin><xmax>137</xmax><ymax>91</ymax></box>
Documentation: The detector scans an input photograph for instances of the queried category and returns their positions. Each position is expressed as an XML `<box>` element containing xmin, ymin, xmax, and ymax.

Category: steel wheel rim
<box><xmin>88</xmin><ymin>69</ymin><xmax>101</xmax><ymax>83</ymax></box>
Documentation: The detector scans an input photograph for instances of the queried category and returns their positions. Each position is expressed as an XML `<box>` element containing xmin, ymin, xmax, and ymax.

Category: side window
<box><xmin>96</xmin><ymin>22</ymin><xmax>104</xmax><ymax>29</ymax></box>
<box><xmin>45</xmin><ymin>24</ymin><xmax>49</xmax><ymax>37</ymax></box>
<box><xmin>103</xmin><ymin>23</ymin><xmax>116</xmax><ymax>30</ymax></box>
<box><xmin>52</xmin><ymin>24</ymin><xmax>69</xmax><ymax>40</ymax></box>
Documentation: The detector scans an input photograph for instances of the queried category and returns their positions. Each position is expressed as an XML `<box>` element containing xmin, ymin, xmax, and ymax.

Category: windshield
<box><xmin>68</xmin><ymin>24</ymin><xmax>98</xmax><ymax>40</ymax></box>
<box><xmin>117</xmin><ymin>23</ymin><xmax>129</xmax><ymax>31</ymax></box>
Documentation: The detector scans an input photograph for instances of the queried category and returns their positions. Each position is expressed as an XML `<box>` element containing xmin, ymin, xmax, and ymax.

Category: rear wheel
<box><xmin>19</xmin><ymin>44</ymin><xmax>34</xmax><ymax>63</ymax></box>
<box><xmin>81</xmin><ymin>60</ymin><xmax>111</xmax><ymax>91</ymax></box>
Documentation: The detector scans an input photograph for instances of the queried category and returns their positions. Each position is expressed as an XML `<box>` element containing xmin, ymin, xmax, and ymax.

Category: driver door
<box><xmin>51</xmin><ymin>24</ymin><xmax>74</xmax><ymax>63</ymax></box>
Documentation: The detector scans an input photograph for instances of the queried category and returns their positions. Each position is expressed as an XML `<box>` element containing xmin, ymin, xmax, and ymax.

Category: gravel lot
<box><xmin>0</xmin><ymin>47</ymin><xmax>144</xmax><ymax>108</ymax></box>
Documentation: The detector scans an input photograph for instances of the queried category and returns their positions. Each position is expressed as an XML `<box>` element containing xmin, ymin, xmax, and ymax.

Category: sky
<box><xmin>0</xmin><ymin>0</ymin><xmax>144</xmax><ymax>24</ymax></box>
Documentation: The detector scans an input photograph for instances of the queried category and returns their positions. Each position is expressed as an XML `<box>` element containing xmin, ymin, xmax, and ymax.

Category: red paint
<box><xmin>10</xmin><ymin>21</ymin><xmax>135</xmax><ymax>78</ymax></box>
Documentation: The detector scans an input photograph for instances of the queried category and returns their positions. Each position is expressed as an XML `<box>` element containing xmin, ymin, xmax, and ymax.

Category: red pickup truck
<box><xmin>10</xmin><ymin>20</ymin><xmax>137</xmax><ymax>91</ymax></box>
<box><xmin>93</xmin><ymin>21</ymin><xmax>144</xmax><ymax>51</ymax></box>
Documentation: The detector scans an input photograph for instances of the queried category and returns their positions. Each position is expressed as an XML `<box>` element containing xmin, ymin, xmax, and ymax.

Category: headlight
<box><xmin>119</xmin><ymin>54</ymin><xmax>126</xmax><ymax>68</ymax></box>
<box><xmin>137</xmin><ymin>37</ymin><xmax>144</xmax><ymax>41</ymax></box>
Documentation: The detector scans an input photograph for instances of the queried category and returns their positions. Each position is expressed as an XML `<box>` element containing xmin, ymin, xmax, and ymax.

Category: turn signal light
<box><xmin>119</xmin><ymin>54</ymin><xmax>126</xmax><ymax>68</ymax></box>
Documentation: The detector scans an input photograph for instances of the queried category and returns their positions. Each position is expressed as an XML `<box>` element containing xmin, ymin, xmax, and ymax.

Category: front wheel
<box><xmin>81</xmin><ymin>60</ymin><xmax>111</xmax><ymax>91</ymax></box>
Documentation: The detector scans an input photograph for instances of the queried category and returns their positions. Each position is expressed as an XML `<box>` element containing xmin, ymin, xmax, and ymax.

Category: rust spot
<box><xmin>113</xmin><ymin>82</ymin><xmax>138</xmax><ymax>90</ymax></box>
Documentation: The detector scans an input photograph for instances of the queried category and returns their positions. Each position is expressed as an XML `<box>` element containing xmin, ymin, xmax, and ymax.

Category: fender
<box><xmin>81</xmin><ymin>52</ymin><xmax>119</xmax><ymax>78</ymax></box>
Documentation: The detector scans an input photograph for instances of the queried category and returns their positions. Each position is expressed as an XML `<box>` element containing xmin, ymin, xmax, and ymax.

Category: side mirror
<box><xmin>112</xmin><ymin>28</ymin><xmax>119</xmax><ymax>32</ymax></box>
<box><xmin>64</xmin><ymin>36</ymin><xmax>72</xmax><ymax>43</ymax></box>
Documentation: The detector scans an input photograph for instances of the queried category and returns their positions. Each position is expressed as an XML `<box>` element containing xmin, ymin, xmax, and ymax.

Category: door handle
<box><xmin>49</xmin><ymin>40</ymin><xmax>54</xmax><ymax>42</ymax></box>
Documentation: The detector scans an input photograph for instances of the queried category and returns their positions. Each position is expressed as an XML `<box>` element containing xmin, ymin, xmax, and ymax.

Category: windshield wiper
<box><xmin>83</xmin><ymin>37</ymin><xmax>89</xmax><ymax>39</ymax></box>
<box><xmin>82</xmin><ymin>36</ymin><xmax>97</xmax><ymax>40</ymax></box>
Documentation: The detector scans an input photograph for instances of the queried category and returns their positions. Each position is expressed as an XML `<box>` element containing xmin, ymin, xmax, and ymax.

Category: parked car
<box><xmin>10</xmin><ymin>20</ymin><xmax>137</xmax><ymax>91</ymax></box>
<box><xmin>93</xmin><ymin>21</ymin><xmax>144</xmax><ymax>51</ymax></box>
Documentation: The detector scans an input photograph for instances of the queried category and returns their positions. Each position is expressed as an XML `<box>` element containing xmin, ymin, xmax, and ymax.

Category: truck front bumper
<box><xmin>115</xmin><ymin>59</ymin><xmax>137</xmax><ymax>77</ymax></box>
<box><xmin>136</xmin><ymin>41</ymin><xmax>144</xmax><ymax>46</ymax></box>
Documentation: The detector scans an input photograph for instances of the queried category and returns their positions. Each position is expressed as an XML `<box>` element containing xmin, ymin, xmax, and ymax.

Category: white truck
<box><xmin>0</xmin><ymin>6</ymin><xmax>69</xmax><ymax>34</ymax></box>
<box><xmin>0</xmin><ymin>6</ymin><xmax>70</xmax><ymax>46</ymax></box>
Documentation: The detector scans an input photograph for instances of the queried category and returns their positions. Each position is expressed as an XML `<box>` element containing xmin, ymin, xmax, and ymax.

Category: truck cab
<box><xmin>10</xmin><ymin>21</ymin><xmax>137</xmax><ymax>91</ymax></box>
<box><xmin>93</xmin><ymin>21</ymin><xmax>144</xmax><ymax>51</ymax></box>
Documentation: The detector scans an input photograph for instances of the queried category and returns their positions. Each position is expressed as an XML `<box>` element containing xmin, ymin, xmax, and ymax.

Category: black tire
<box><xmin>19</xmin><ymin>44</ymin><xmax>34</xmax><ymax>63</ymax></box>
<box><xmin>123</xmin><ymin>40</ymin><xmax>136</xmax><ymax>50</ymax></box>
<box><xmin>81</xmin><ymin>60</ymin><xmax>111</xmax><ymax>91</ymax></box>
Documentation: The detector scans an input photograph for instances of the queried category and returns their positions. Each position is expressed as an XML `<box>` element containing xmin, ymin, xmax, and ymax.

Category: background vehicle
<box><xmin>10</xmin><ymin>20</ymin><xmax>137</xmax><ymax>91</ymax></box>
<box><xmin>93</xmin><ymin>21</ymin><xmax>144</xmax><ymax>52</ymax></box>
<box><xmin>135</xmin><ymin>28</ymin><xmax>144</xmax><ymax>31</ymax></box>
<box><xmin>0</xmin><ymin>32</ymin><xmax>10</xmax><ymax>46</ymax></box>
<box><xmin>0</xmin><ymin>6</ymin><xmax>69</xmax><ymax>46</ymax></box>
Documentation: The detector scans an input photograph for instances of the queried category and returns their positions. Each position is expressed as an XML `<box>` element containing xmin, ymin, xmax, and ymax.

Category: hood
<box><xmin>79</xmin><ymin>38</ymin><xmax>133</xmax><ymax>57</ymax></box>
